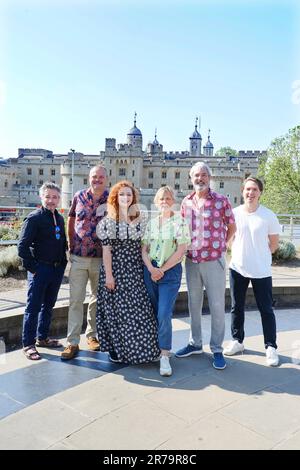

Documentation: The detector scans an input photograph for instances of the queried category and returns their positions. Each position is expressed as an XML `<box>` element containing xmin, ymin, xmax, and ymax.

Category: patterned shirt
<box><xmin>142</xmin><ymin>213</ymin><xmax>191</xmax><ymax>268</ymax></box>
<box><xmin>69</xmin><ymin>188</ymin><xmax>109</xmax><ymax>257</ymax></box>
<box><xmin>181</xmin><ymin>189</ymin><xmax>235</xmax><ymax>263</ymax></box>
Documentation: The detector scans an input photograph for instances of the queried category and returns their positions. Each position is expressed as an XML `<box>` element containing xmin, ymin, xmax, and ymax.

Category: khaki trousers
<box><xmin>67</xmin><ymin>254</ymin><xmax>102</xmax><ymax>345</ymax></box>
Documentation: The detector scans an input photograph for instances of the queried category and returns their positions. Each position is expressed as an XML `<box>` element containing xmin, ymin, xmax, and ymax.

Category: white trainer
<box><xmin>266</xmin><ymin>346</ymin><xmax>279</xmax><ymax>367</ymax></box>
<box><xmin>223</xmin><ymin>340</ymin><xmax>245</xmax><ymax>356</ymax></box>
<box><xmin>160</xmin><ymin>356</ymin><xmax>172</xmax><ymax>377</ymax></box>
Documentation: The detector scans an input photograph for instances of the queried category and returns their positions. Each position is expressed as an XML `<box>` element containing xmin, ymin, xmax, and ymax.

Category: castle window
<box><xmin>51</xmin><ymin>169</ymin><xmax>56</xmax><ymax>176</ymax></box>
<box><xmin>39</xmin><ymin>180</ymin><xmax>43</xmax><ymax>185</ymax></box>
<box><xmin>234</xmin><ymin>197</ymin><xmax>238</xmax><ymax>204</ymax></box>
<box><xmin>175</xmin><ymin>172</ymin><xmax>180</xmax><ymax>179</ymax></box>
<box><xmin>84</xmin><ymin>178</ymin><xmax>88</xmax><ymax>185</ymax></box>
<box><xmin>27</xmin><ymin>180</ymin><xmax>32</xmax><ymax>185</ymax></box>
<box><xmin>4</xmin><ymin>181</ymin><xmax>8</xmax><ymax>188</ymax></box>
<box><xmin>162</xmin><ymin>171</ymin><xmax>167</xmax><ymax>179</ymax></box>
<box><xmin>27</xmin><ymin>168</ymin><xmax>32</xmax><ymax>175</ymax></box>
<box><xmin>219</xmin><ymin>182</ymin><xmax>224</xmax><ymax>189</ymax></box>
<box><xmin>175</xmin><ymin>184</ymin><xmax>180</xmax><ymax>190</ymax></box>
<box><xmin>188</xmin><ymin>184</ymin><xmax>193</xmax><ymax>190</ymax></box>
<box><xmin>148</xmin><ymin>183</ymin><xmax>153</xmax><ymax>189</ymax></box>
<box><xmin>109</xmin><ymin>169</ymin><xmax>112</xmax><ymax>176</ymax></box>
<box><xmin>39</xmin><ymin>169</ymin><xmax>44</xmax><ymax>175</ymax></box>
<box><xmin>148</xmin><ymin>171</ymin><xmax>153</xmax><ymax>179</ymax></box>
<box><xmin>132</xmin><ymin>170</ymin><xmax>135</xmax><ymax>177</ymax></box>
<box><xmin>119</xmin><ymin>168</ymin><xmax>126</xmax><ymax>176</ymax></box>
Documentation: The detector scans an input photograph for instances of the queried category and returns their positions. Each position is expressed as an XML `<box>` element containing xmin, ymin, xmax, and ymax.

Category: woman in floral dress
<box><xmin>96</xmin><ymin>180</ymin><xmax>160</xmax><ymax>364</ymax></box>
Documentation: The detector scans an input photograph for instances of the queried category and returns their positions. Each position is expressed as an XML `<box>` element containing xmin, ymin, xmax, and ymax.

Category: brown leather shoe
<box><xmin>61</xmin><ymin>344</ymin><xmax>79</xmax><ymax>360</ymax></box>
<box><xmin>87</xmin><ymin>337</ymin><xmax>100</xmax><ymax>351</ymax></box>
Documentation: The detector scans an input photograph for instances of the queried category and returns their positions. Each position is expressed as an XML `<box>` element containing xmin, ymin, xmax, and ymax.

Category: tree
<box><xmin>258</xmin><ymin>126</ymin><xmax>300</xmax><ymax>213</ymax></box>
<box><xmin>215</xmin><ymin>146</ymin><xmax>238</xmax><ymax>157</ymax></box>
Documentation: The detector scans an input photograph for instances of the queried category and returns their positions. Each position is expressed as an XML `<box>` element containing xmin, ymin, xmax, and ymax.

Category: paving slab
<box><xmin>219</xmin><ymin>386</ymin><xmax>300</xmax><ymax>444</ymax></box>
<box><xmin>0</xmin><ymin>309</ymin><xmax>299</xmax><ymax>450</ymax></box>
<box><xmin>156</xmin><ymin>413</ymin><xmax>274</xmax><ymax>450</ymax></box>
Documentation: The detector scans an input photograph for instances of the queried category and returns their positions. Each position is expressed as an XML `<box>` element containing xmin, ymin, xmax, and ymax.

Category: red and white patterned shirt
<box><xmin>181</xmin><ymin>189</ymin><xmax>235</xmax><ymax>263</ymax></box>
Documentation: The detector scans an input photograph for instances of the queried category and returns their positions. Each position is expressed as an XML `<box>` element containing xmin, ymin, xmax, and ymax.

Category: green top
<box><xmin>142</xmin><ymin>213</ymin><xmax>191</xmax><ymax>267</ymax></box>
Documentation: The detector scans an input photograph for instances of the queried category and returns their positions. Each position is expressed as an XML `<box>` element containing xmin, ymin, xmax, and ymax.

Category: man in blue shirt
<box><xmin>18</xmin><ymin>182</ymin><xmax>67</xmax><ymax>360</ymax></box>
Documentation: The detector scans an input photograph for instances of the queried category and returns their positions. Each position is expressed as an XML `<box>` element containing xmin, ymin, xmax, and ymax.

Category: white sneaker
<box><xmin>160</xmin><ymin>356</ymin><xmax>172</xmax><ymax>377</ymax></box>
<box><xmin>223</xmin><ymin>340</ymin><xmax>245</xmax><ymax>356</ymax></box>
<box><xmin>266</xmin><ymin>346</ymin><xmax>279</xmax><ymax>367</ymax></box>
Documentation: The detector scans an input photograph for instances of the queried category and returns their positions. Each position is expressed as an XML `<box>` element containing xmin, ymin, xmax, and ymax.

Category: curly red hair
<box><xmin>107</xmin><ymin>180</ymin><xmax>140</xmax><ymax>221</ymax></box>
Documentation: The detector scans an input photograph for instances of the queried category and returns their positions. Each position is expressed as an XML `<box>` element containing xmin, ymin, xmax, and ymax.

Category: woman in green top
<box><xmin>142</xmin><ymin>186</ymin><xmax>191</xmax><ymax>377</ymax></box>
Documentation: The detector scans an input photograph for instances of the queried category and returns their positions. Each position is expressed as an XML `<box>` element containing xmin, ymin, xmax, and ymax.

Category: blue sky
<box><xmin>0</xmin><ymin>0</ymin><xmax>299</xmax><ymax>157</ymax></box>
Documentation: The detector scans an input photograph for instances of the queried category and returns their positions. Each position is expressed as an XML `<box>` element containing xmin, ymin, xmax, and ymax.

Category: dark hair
<box><xmin>243</xmin><ymin>176</ymin><xmax>263</xmax><ymax>192</ymax></box>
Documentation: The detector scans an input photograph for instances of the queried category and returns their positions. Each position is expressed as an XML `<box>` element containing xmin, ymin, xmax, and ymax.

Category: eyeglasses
<box><xmin>55</xmin><ymin>226</ymin><xmax>61</xmax><ymax>240</ymax></box>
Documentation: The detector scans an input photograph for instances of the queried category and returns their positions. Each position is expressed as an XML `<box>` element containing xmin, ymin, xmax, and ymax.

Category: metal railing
<box><xmin>277</xmin><ymin>214</ymin><xmax>300</xmax><ymax>246</ymax></box>
<box><xmin>0</xmin><ymin>207</ymin><xmax>299</xmax><ymax>246</ymax></box>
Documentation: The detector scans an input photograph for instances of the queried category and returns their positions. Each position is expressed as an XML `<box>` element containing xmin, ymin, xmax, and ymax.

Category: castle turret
<box><xmin>203</xmin><ymin>129</ymin><xmax>214</xmax><ymax>156</ymax></box>
<box><xmin>189</xmin><ymin>117</ymin><xmax>202</xmax><ymax>156</ymax></box>
<box><xmin>127</xmin><ymin>112</ymin><xmax>143</xmax><ymax>149</ymax></box>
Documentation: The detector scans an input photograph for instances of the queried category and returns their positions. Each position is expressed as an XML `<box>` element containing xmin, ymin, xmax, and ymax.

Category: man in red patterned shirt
<box><xmin>175</xmin><ymin>162</ymin><xmax>236</xmax><ymax>370</ymax></box>
<box><xmin>61</xmin><ymin>165</ymin><xmax>108</xmax><ymax>360</ymax></box>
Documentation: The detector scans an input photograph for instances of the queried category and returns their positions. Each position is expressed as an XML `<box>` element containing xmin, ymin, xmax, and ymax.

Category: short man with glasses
<box><xmin>61</xmin><ymin>165</ymin><xmax>108</xmax><ymax>360</ymax></box>
<box><xmin>18</xmin><ymin>182</ymin><xmax>67</xmax><ymax>360</ymax></box>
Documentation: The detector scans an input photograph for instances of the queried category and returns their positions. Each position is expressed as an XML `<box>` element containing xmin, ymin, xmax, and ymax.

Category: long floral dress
<box><xmin>96</xmin><ymin>216</ymin><xmax>160</xmax><ymax>364</ymax></box>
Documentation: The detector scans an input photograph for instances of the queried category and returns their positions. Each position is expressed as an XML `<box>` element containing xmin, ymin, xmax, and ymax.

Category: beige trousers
<box><xmin>67</xmin><ymin>254</ymin><xmax>102</xmax><ymax>345</ymax></box>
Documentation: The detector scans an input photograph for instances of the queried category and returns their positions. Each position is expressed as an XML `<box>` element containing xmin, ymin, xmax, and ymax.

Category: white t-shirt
<box><xmin>229</xmin><ymin>204</ymin><xmax>281</xmax><ymax>278</ymax></box>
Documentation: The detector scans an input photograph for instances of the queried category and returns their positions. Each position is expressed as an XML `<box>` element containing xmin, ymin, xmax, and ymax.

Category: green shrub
<box><xmin>273</xmin><ymin>240</ymin><xmax>297</xmax><ymax>261</ymax></box>
<box><xmin>0</xmin><ymin>246</ymin><xmax>21</xmax><ymax>277</ymax></box>
<box><xmin>0</xmin><ymin>224</ymin><xmax>20</xmax><ymax>241</ymax></box>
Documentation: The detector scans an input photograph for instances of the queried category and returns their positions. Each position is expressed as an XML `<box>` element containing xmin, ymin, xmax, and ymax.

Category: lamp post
<box><xmin>70</xmin><ymin>148</ymin><xmax>75</xmax><ymax>201</ymax></box>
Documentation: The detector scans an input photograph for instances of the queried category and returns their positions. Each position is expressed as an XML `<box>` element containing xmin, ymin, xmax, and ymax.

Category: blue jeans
<box><xmin>144</xmin><ymin>262</ymin><xmax>182</xmax><ymax>351</ymax></box>
<box><xmin>22</xmin><ymin>263</ymin><xmax>65</xmax><ymax>347</ymax></box>
<box><xmin>229</xmin><ymin>268</ymin><xmax>277</xmax><ymax>349</ymax></box>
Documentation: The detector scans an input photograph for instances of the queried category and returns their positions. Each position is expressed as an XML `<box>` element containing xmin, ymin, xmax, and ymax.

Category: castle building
<box><xmin>0</xmin><ymin>115</ymin><xmax>265</xmax><ymax>210</ymax></box>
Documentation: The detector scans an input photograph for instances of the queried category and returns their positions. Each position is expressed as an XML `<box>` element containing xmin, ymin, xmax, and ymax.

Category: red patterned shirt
<box><xmin>69</xmin><ymin>188</ymin><xmax>109</xmax><ymax>257</ymax></box>
<box><xmin>181</xmin><ymin>189</ymin><xmax>235</xmax><ymax>263</ymax></box>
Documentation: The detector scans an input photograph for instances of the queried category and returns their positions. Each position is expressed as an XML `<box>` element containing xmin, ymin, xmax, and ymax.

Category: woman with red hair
<box><xmin>96</xmin><ymin>181</ymin><xmax>160</xmax><ymax>364</ymax></box>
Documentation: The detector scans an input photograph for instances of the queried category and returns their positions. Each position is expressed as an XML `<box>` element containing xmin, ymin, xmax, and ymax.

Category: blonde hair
<box><xmin>153</xmin><ymin>186</ymin><xmax>176</xmax><ymax>206</ymax></box>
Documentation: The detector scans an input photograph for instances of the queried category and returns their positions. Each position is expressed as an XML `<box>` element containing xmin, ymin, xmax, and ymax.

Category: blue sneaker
<box><xmin>175</xmin><ymin>344</ymin><xmax>203</xmax><ymax>358</ymax></box>
<box><xmin>213</xmin><ymin>352</ymin><xmax>226</xmax><ymax>370</ymax></box>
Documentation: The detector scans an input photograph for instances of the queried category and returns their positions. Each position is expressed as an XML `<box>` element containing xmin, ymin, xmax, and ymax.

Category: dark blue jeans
<box><xmin>229</xmin><ymin>268</ymin><xmax>277</xmax><ymax>349</ymax></box>
<box><xmin>144</xmin><ymin>262</ymin><xmax>182</xmax><ymax>351</ymax></box>
<box><xmin>22</xmin><ymin>263</ymin><xmax>65</xmax><ymax>347</ymax></box>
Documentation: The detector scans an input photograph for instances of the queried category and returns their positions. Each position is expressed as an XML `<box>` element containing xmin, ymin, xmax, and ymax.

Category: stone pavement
<box><xmin>0</xmin><ymin>308</ymin><xmax>300</xmax><ymax>450</ymax></box>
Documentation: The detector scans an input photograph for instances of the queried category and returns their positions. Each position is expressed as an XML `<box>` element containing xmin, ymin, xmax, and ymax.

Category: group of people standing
<box><xmin>18</xmin><ymin>161</ymin><xmax>281</xmax><ymax>375</ymax></box>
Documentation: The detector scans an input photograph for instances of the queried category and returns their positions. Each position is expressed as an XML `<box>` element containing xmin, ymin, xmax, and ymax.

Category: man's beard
<box><xmin>194</xmin><ymin>183</ymin><xmax>208</xmax><ymax>191</ymax></box>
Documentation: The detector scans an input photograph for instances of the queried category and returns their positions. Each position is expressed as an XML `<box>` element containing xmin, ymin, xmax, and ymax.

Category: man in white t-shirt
<box><xmin>224</xmin><ymin>177</ymin><xmax>281</xmax><ymax>366</ymax></box>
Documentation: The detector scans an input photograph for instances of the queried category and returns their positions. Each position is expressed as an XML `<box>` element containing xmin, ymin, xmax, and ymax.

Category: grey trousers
<box><xmin>185</xmin><ymin>256</ymin><xmax>226</xmax><ymax>353</ymax></box>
